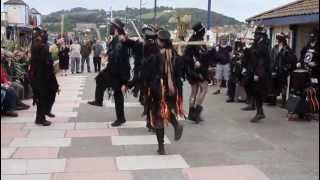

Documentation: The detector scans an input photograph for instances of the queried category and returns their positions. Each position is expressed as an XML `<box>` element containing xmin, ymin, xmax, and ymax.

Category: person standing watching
<box><xmin>93</xmin><ymin>40</ymin><xmax>103</xmax><ymax>73</ymax></box>
<box><xmin>70</xmin><ymin>39</ymin><xmax>81</xmax><ymax>74</ymax></box>
<box><xmin>213</xmin><ymin>39</ymin><xmax>232</xmax><ymax>95</ymax></box>
<box><xmin>80</xmin><ymin>40</ymin><xmax>92</xmax><ymax>73</ymax></box>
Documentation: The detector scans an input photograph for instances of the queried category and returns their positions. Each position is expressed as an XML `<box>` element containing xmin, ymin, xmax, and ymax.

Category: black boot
<box><xmin>146</xmin><ymin>120</ymin><xmax>155</xmax><ymax>133</ymax></box>
<box><xmin>35</xmin><ymin>113</ymin><xmax>52</xmax><ymax>126</ymax></box>
<box><xmin>250</xmin><ymin>107</ymin><xmax>265</xmax><ymax>123</ymax></box>
<box><xmin>156</xmin><ymin>128</ymin><xmax>166</xmax><ymax>155</ymax></box>
<box><xmin>242</xmin><ymin>98</ymin><xmax>256</xmax><ymax>111</ymax></box>
<box><xmin>174</xmin><ymin>124</ymin><xmax>183</xmax><ymax>141</ymax></box>
<box><xmin>46</xmin><ymin>112</ymin><xmax>55</xmax><ymax>118</ymax></box>
<box><xmin>170</xmin><ymin>116</ymin><xmax>184</xmax><ymax>141</ymax></box>
<box><xmin>187</xmin><ymin>107</ymin><xmax>196</xmax><ymax>122</ymax></box>
<box><xmin>194</xmin><ymin>105</ymin><xmax>204</xmax><ymax>123</ymax></box>
<box><xmin>88</xmin><ymin>101</ymin><xmax>103</xmax><ymax>107</ymax></box>
<box><xmin>111</xmin><ymin>119</ymin><xmax>126</xmax><ymax>127</ymax></box>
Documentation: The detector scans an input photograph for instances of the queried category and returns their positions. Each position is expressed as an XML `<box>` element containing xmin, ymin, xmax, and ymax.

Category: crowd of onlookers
<box><xmin>1</xmin><ymin>38</ymin><xmax>106</xmax><ymax>117</ymax></box>
<box><xmin>207</xmin><ymin>29</ymin><xmax>319</xmax><ymax>121</ymax></box>
<box><xmin>52</xmin><ymin>38</ymin><xmax>105</xmax><ymax>76</ymax></box>
<box><xmin>1</xmin><ymin>48</ymin><xmax>32</xmax><ymax>117</ymax></box>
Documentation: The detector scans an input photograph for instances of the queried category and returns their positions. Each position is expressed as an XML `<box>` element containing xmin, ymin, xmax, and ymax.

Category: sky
<box><xmin>1</xmin><ymin>0</ymin><xmax>296</xmax><ymax>21</ymax></box>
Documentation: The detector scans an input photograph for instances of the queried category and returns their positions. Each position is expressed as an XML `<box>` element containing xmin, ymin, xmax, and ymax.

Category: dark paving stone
<box><xmin>58</xmin><ymin>137</ymin><xmax>124</xmax><ymax>158</ymax></box>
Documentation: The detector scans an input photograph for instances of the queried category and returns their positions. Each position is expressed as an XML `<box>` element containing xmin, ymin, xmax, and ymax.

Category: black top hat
<box><xmin>158</xmin><ymin>30</ymin><xmax>171</xmax><ymax>40</ymax></box>
<box><xmin>192</xmin><ymin>22</ymin><xmax>205</xmax><ymax>33</ymax></box>
<box><xmin>254</xmin><ymin>26</ymin><xmax>267</xmax><ymax>35</ymax></box>
<box><xmin>276</xmin><ymin>32</ymin><xmax>288</xmax><ymax>40</ymax></box>
<box><xmin>111</xmin><ymin>18</ymin><xmax>125</xmax><ymax>30</ymax></box>
<box><xmin>145</xmin><ymin>30</ymin><xmax>158</xmax><ymax>40</ymax></box>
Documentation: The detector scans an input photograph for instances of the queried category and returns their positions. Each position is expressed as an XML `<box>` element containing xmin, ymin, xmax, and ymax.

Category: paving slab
<box><xmin>53</xmin><ymin>172</ymin><xmax>133</xmax><ymax>180</ymax></box>
<box><xmin>182</xmin><ymin>165</ymin><xmax>271</xmax><ymax>180</ymax></box>
<box><xmin>1</xmin><ymin>174</ymin><xmax>52</xmax><ymax>180</ymax></box>
<box><xmin>111</xmin><ymin>135</ymin><xmax>171</xmax><ymax>145</ymax></box>
<box><xmin>10</xmin><ymin>138</ymin><xmax>71</xmax><ymax>147</ymax></box>
<box><xmin>116</xmin><ymin>155</ymin><xmax>189</xmax><ymax>170</ymax></box>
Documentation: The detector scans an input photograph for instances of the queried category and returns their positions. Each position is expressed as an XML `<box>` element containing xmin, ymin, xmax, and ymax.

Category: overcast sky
<box><xmin>2</xmin><ymin>0</ymin><xmax>296</xmax><ymax>21</ymax></box>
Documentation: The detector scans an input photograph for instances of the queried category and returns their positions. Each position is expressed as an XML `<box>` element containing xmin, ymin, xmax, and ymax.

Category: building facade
<box><xmin>247</xmin><ymin>0</ymin><xmax>319</xmax><ymax>58</ymax></box>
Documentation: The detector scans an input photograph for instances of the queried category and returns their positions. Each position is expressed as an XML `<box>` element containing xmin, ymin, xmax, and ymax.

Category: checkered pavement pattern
<box><xmin>1</xmin><ymin>74</ymin><xmax>271</xmax><ymax>180</ymax></box>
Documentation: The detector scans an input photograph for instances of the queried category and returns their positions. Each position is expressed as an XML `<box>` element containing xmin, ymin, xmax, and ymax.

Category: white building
<box><xmin>31</xmin><ymin>8</ymin><xmax>41</xmax><ymax>26</ymax></box>
<box><xmin>3</xmin><ymin>0</ymin><xmax>29</xmax><ymax>26</ymax></box>
<box><xmin>247</xmin><ymin>0</ymin><xmax>319</xmax><ymax>58</ymax></box>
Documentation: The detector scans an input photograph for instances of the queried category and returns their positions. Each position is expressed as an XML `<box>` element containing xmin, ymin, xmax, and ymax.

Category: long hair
<box><xmin>160</xmin><ymin>39</ymin><xmax>173</xmax><ymax>49</ymax></box>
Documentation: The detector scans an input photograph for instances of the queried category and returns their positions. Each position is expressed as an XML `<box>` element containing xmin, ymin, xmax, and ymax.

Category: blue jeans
<box><xmin>1</xmin><ymin>87</ymin><xmax>17</xmax><ymax>112</ymax></box>
<box><xmin>81</xmin><ymin>56</ymin><xmax>91</xmax><ymax>73</ymax></box>
<box><xmin>71</xmin><ymin>57</ymin><xmax>80</xmax><ymax>73</ymax></box>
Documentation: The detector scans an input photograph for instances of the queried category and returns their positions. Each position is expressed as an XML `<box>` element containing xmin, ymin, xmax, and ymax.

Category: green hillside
<box><xmin>43</xmin><ymin>7</ymin><xmax>242</xmax><ymax>34</ymax></box>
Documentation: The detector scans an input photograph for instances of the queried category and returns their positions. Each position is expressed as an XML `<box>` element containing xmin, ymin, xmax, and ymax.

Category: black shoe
<box><xmin>241</xmin><ymin>106</ymin><xmax>256</xmax><ymax>111</ymax></box>
<box><xmin>250</xmin><ymin>114</ymin><xmax>266</xmax><ymax>123</ymax></box>
<box><xmin>35</xmin><ymin>118</ymin><xmax>52</xmax><ymax>126</ymax></box>
<box><xmin>3</xmin><ymin>111</ymin><xmax>18</xmax><ymax>117</ymax></box>
<box><xmin>46</xmin><ymin>113</ymin><xmax>55</xmax><ymax>118</ymax></box>
<box><xmin>226</xmin><ymin>99</ymin><xmax>235</xmax><ymax>103</ymax></box>
<box><xmin>213</xmin><ymin>90</ymin><xmax>221</xmax><ymax>95</ymax></box>
<box><xmin>88</xmin><ymin>101</ymin><xmax>103</xmax><ymax>107</ymax></box>
<box><xmin>194</xmin><ymin>105</ymin><xmax>204</xmax><ymax>123</ymax></box>
<box><xmin>146</xmin><ymin>122</ymin><xmax>156</xmax><ymax>133</ymax></box>
<box><xmin>16</xmin><ymin>103</ymin><xmax>30</xmax><ymax>110</ymax></box>
<box><xmin>111</xmin><ymin>119</ymin><xmax>126</xmax><ymax>127</ymax></box>
<box><xmin>157</xmin><ymin>144</ymin><xmax>166</xmax><ymax>155</ymax></box>
<box><xmin>174</xmin><ymin>125</ymin><xmax>183</xmax><ymax>141</ymax></box>
<box><xmin>187</xmin><ymin>107</ymin><xmax>196</xmax><ymax>122</ymax></box>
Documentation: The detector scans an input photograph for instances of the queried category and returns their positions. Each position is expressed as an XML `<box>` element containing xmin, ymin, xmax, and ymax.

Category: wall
<box><xmin>4</xmin><ymin>4</ymin><xmax>28</xmax><ymax>25</ymax></box>
<box><xmin>269</xmin><ymin>25</ymin><xmax>292</xmax><ymax>48</ymax></box>
<box><xmin>269</xmin><ymin>23</ymin><xmax>318</xmax><ymax>58</ymax></box>
<box><xmin>296</xmin><ymin>23</ymin><xmax>317</xmax><ymax>58</ymax></box>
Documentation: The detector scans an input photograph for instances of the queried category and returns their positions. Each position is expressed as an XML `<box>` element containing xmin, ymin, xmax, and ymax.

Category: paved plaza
<box><xmin>1</xmin><ymin>73</ymin><xmax>319</xmax><ymax>180</ymax></box>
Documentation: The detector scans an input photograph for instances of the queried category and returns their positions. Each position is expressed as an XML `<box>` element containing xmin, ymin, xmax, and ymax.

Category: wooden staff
<box><xmin>173</xmin><ymin>41</ymin><xmax>212</xmax><ymax>46</ymax></box>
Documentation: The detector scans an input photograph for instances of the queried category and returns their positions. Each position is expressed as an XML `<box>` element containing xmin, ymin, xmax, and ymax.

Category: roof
<box><xmin>31</xmin><ymin>8</ymin><xmax>41</xmax><ymax>14</ymax></box>
<box><xmin>247</xmin><ymin>0</ymin><xmax>319</xmax><ymax>21</ymax></box>
<box><xmin>3</xmin><ymin>0</ymin><xmax>27</xmax><ymax>6</ymax></box>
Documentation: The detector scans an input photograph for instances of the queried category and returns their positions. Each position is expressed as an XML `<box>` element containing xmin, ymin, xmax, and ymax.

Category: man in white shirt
<box><xmin>70</xmin><ymin>39</ymin><xmax>81</xmax><ymax>74</ymax></box>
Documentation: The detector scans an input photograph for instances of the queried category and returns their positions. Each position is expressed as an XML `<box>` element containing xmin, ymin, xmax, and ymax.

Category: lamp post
<box><xmin>207</xmin><ymin>0</ymin><xmax>212</xmax><ymax>29</ymax></box>
<box><xmin>154</xmin><ymin>0</ymin><xmax>157</xmax><ymax>24</ymax></box>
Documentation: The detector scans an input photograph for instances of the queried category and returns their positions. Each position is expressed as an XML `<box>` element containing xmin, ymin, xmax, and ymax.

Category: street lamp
<box><xmin>207</xmin><ymin>0</ymin><xmax>212</xmax><ymax>29</ymax></box>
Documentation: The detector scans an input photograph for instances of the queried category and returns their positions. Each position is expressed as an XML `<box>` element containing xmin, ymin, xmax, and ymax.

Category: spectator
<box><xmin>70</xmin><ymin>39</ymin><xmax>81</xmax><ymax>74</ymax></box>
<box><xmin>80</xmin><ymin>40</ymin><xmax>92</xmax><ymax>73</ymax></box>
<box><xmin>213</xmin><ymin>39</ymin><xmax>233</xmax><ymax>95</ymax></box>
<box><xmin>1</xmin><ymin>86</ymin><xmax>18</xmax><ymax>117</ymax></box>
<box><xmin>58</xmin><ymin>41</ymin><xmax>70</xmax><ymax>76</ymax></box>
<box><xmin>1</xmin><ymin>65</ymin><xmax>29</xmax><ymax>110</ymax></box>
<box><xmin>93</xmin><ymin>40</ymin><xmax>103</xmax><ymax>72</ymax></box>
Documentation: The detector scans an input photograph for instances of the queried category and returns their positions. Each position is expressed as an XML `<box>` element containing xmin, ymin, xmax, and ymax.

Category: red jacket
<box><xmin>1</xmin><ymin>66</ymin><xmax>11</xmax><ymax>85</ymax></box>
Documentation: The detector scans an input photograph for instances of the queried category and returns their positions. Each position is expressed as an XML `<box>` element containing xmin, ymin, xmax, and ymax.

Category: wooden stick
<box><xmin>173</xmin><ymin>41</ymin><xmax>211</xmax><ymax>46</ymax></box>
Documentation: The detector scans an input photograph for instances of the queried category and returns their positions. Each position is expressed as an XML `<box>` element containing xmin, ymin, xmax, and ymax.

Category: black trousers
<box><xmin>93</xmin><ymin>57</ymin><xmax>101</xmax><ymax>72</ymax></box>
<box><xmin>95</xmin><ymin>83</ymin><xmax>108</xmax><ymax>105</ymax></box>
<box><xmin>114</xmin><ymin>89</ymin><xmax>125</xmax><ymax>121</ymax></box>
<box><xmin>227</xmin><ymin>79</ymin><xmax>236</xmax><ymax>100</ymax></box>
<box><xmin>46</xmin><ymin>91</ymin><xmax>56</xmax><ymax>114</ymax></box>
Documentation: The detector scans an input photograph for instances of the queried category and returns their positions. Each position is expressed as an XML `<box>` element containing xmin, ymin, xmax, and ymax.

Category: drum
<box><xmin>291</xmin><ymin>69</ymin><xmax>310</xmax><ymax>92</ymax></box>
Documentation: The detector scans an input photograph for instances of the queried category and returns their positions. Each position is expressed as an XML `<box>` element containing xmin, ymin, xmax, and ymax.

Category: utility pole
<box><xmin>207</xmin><ymin>0</ymin><xmax>212</xmax><ymax>29</ymax></box>
<box><xmin>61</xmin><ymin>14</ymin><xmax>64</xmax><ymax>37</ymax></box>
<box><xmin>125</xmin><ymin>6</ymin><xmax>128</xmax><ymax>24</ymax></box>
<box><xmin>154</xmin><ymin>0</ymin><xmax>157</xmax><ymax>24</ymax></box>
<box><xmin>140</xmin><ymin>0</ymin><xmax>142</xmax><ymax>23</ymax></box>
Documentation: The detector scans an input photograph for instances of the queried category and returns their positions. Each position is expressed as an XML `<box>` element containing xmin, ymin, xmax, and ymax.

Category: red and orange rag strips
<box><xmin>160</xmin><ymin>97</ymin><xmax>171</xmax><ymax>125</ymax></box>
<box><xmin>176</xmin><ymin>94</ymin><xmax>186</xmax><ymax>119</ymax></box>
